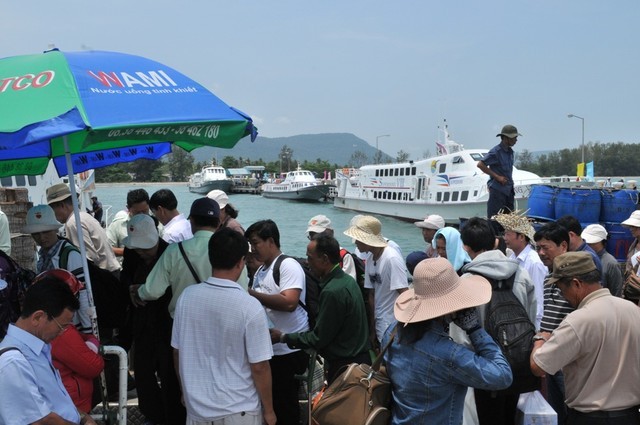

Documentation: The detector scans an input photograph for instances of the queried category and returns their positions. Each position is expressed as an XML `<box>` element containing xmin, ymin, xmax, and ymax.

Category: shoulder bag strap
<box><xmin>371</xmin><ymin>324</ymin><xmax>398</xmax><ymax>371</ymax></box>
<box><xmin>0</xmin><ymin>347</ymin><xmax>20</xmax><ymax>356</ymax></box>
<box><xmin>178</xmin><ymin>242</ymin><xmax>201</xmax><ymax>283</ymax></box>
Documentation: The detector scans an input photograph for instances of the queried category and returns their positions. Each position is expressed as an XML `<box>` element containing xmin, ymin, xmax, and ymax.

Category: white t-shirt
<box><xmin>364</xmin><ymin>247</ymin><xmax>409</xmax><ymax>341</ymax></box>
<box><xmin>253</xmin><ymin>255</ymin><xmax>309</xmax><ymax>356</ymax></box>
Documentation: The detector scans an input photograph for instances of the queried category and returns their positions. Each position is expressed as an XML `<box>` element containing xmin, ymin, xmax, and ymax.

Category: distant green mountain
<box><xmin>189</xmin><ymin>133</ymin><xmax>392</xmax><ymax>165</ymax></box>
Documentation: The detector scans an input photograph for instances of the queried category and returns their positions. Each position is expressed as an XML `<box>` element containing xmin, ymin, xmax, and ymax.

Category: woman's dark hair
<box><xmin>397</xmin><ymin>320</ymin><xmax>432</xmax><ymax>345</ymax></box>
<box><xmin>223</xmin><ymin>204</ymin><xmax>239</xmax><ymax>219</ymax></box>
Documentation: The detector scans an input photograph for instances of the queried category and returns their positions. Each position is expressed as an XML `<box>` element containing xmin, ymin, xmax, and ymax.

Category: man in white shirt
<box><xmin>494</xmin><ymin>211</ymin><xmax>547</xmax><ymax>329</ymax></box>
<box><xmin>246</xmin><ymin>219</ymin><xmax>308</xmax><ymax>425</ymax></box>
<box><xmin>172</xmin><ymin>228</ymin><xmax>275</xmax><ymax>425</ymax></box>
<box><xmin>149</xmin><ymin>188</ymin><xmax>192</xmax><ymax>243</ymax></box>
<box><xmin>344</xmin><ymin>215</ymin><xmax>408</xmax><ymax>346</ymax></box>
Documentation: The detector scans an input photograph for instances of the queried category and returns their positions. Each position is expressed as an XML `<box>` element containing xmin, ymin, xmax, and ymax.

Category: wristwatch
<box><xmin>532</xmin><ymin>334</ymin><xmax>548</xmax><ymax>342</ymax></box>
<box><xmin>279</xmin><ymin>333</ymin><xmax>287</xmax><ymax>344</ymax></box>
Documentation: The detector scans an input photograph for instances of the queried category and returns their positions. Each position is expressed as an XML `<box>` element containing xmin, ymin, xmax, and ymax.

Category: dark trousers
<box><xmin>270</xmin><ymin>350</ymin><xmax>309</xmax><ymax>425</ymax></box>
<box><xmin>487</xmin><ymin>187</ymin><xmax>514</xmax><ymax>217</ymax></box>
<box><xmin>133</xmin><ymin>303</ymin><xmax>185</xmax><ymax>425</ymax></box>
<box><xmin>567</xmin><ymin>407</ymin><xmax>640</xmax><ymax>425</ymax></box>
<box><xmin>547</xmin><ymin>371</ymin><xmax>568</xmax><ymax>425</ymax></box>
<box><xmin>326</xmin><ymin>351</ymin><xmax>371</xmax><ymax>385</ymax></box>
<box><xmin>475</xmin><ymin>389</ymin><xmax>519</xmax><ymax>425</ymax></box>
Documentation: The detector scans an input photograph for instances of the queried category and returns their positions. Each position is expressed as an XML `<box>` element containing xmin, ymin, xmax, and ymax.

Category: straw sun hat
<box><xmin>343</xmin><ymin>215</ymin><xmax>388</xmax><ymax>247</ymax></box>
<box><xmin>492</xmin><ymin>210</ymin><xmax>535</xmax><ymax>241</ymax></box>
<box><xmin>394</xmin><ymin>257</ymin><xmax>491</xmax><ymax>324</ymax></box>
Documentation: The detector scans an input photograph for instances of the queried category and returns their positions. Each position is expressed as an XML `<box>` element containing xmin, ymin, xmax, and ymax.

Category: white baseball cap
<box><xmin>414</xmin><ymin>214</ymin><xmax>445</xmax><ymax>230</ymax></box>
<box><xmin>206</xmin><ymin>190</ymin><xmax>229</xmax><ymax>209</ymax></box>
<box><xmin>307</xmin><ymin>215</ymin><xmax>332</xmax><ymax>234</ymax></box>
<box><xmin>581</xmin><ymin>224</ymin><xmax>608</xmax><ymax>244</ymax></box>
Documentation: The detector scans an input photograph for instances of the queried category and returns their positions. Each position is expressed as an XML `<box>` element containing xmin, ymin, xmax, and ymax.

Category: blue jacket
<box><xmin>383</xmin><ymin>321</ymin><xmax>512</xmax><ymax>425</ymax></box>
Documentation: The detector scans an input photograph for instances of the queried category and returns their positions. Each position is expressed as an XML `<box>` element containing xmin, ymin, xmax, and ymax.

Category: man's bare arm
<box><xmin>250</xmin><ymin>360</ymin><xmax>276</xmax><ymax>425</ymax></box>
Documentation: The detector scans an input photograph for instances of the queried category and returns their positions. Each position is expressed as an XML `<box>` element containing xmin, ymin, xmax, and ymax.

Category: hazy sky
<box><xmin>4</xmin><ymin>1</ymin><xmax>639</xmax><ymax>159</ymax></box>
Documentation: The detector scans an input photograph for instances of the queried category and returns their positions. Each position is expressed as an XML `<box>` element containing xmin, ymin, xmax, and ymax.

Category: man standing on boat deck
<box><xmin>478</xmin><ymin>124</ymin><xmax>520</xmax><ymax>221</ymax></box>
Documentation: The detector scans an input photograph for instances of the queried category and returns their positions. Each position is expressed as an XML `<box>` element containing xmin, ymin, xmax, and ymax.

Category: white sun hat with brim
<box><xmin>394</xmin><ymin>257</ymin><xmax>491</xmax><ymax>324</ymax></box>
<box><xmin>22</xmin><ymin>205</ymin><xmax>63</xmax><ymax>233</ymax></box>
<box><xmin>343</xmin><ymin>215</ymin><xmax>388</xmax><ymax>247</ymax></box>
<box><xmin>622</xmin><ymin>210</ymin><xmax>640</xmax><ymax>228</ymax></box>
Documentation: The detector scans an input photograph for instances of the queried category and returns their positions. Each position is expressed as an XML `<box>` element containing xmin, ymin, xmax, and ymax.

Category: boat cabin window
<box><xmin>400</xmin><ymin>168</ymin><xmax>404</xmax><ymax>176</ymax></box>
<box><xmin>461</xmin><ymin>191</ymin><xmax>469</xmax><ymax>201</ymax></box>
<box><xmin>473</xmin><ymin>190</ymin><xmax>478</xmax><ymax>197</ymax></box>
<box><xmin>439</xmin><ymin>163</ymin><xmax>446</xmax><ymax>173</ymax></box>
<box><xmin>470</xmin><ymin>153</ymin><xmax>484</xmax><ymax>161</ymax></box>
<box><xmin>452</xmin><ymin>191</ymin><xmax>459</xmax><ymax>201</ymax></box>
<box><xmin>15</xmin><ymin>176</ymin><xmax>26</xmax><ymax>186</ymax></box>
<box><xmin>0</xmin><ymin>177</ymin><xmax>12</xmax><ymax>187</ymax></box>
<box><xmin>28</xmin><ymin>176</ymin><xmax>37</xmax><ymax>186</ymax></box>
<box><xmin>394</xmin><ymin>169</ymin><xmax>399</xmax><ymax>176</ymax></box>
<box><xmin>443</xmin><ymin>192</ymin><xmax>450</xmax><ymax>202</ymax></box>
<box><xmin>411</xmin><ymin>166</ymin><xmax>416</xmax><ymax>175</ymax></box>
<box><xmin>437</xmin><ymin>192</ymin><xmax>442</xmax><ymax>202</ymax></box>
<box><xmin>452</xmin><ymin>156</ymin><xmax>464</xmax><ymax>164</ymax></box>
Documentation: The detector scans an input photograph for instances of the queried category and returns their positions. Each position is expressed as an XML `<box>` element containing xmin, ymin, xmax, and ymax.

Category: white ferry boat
<box><xmin>333</xmin><ymin>130</ymin><xmax>542</xmax><ymax>224</ymax></box>
<box><xmin>261</xmin><ymin>168</ymin><xmax>334</xmax><ymax>202</ymax></box>
<box><xmin>188</xmin><ymin>164</ymin><xmax>232</xmax><ymax>194</ymax></box>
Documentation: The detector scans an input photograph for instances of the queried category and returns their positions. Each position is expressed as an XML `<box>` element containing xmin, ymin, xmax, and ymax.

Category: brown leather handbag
<box><xmin>311</xmin><ymin>327</ymin><xmax>396</xmax><ymax>425</ymax></box>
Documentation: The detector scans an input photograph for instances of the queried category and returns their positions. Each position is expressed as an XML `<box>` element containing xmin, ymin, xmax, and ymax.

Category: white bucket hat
<box><xmin>414</xmin><ymin>214</ymin><xmax>445</xmax><ymax>230</ymax></box>
<box><xmin>622</xmin><ymin>210</ymin><xmax>640</xmax><ymax>228</ymax></box>
<box><xmin>206</xmin><ymin>190</ymin><xmax>229</xmax><ymax>209</ymax></box>
<box><xmin>123</xmin><ymin>214</ymin><xmax>158</xmax><ymax>249</ymax></box>
<box><xmin>22</xmin><ymin>205</ymin><xmax>63</xmax><ymax>233</ymax></box>
<box><xmin>582</xmin><ymin>224</ymin><xmax>608</xmax><ymax>244</ymax></box>
<box><xmin>394</xmin><ymin>258</ymin><xmax>491</xmax><ymax>324</ymax></box>
<box><xmin>343</xmin><ymin>215</ymin><xmax>387</xmax><ymax>247</ymax></box>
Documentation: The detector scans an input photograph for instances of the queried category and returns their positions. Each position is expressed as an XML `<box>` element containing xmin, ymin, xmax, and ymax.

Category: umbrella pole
<box><xmin>63</xmin><ymin>137</ymin><xmax>112</xmax><ymax>423</ymax></box>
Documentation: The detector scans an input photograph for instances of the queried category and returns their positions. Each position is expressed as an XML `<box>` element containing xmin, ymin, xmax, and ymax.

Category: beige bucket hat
<box><xmin>343</xmin><ymin>215</ymin><xmax>387</xmax><ymax>247</ymax></box>
<box><xmin>394</xmin><ymin>258</ymin><xmax>491</xmax><ymax>324</ymax></box>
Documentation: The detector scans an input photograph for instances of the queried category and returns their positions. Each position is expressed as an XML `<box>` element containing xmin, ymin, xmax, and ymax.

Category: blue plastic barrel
<box><xmin>600</xmin><ymin>189</ymin><xmax>639</xmax><ymax>223</ymax></box>
<box><xmin>527</xmin><ymin>185</ymin><xmax>557</xmax><ymax>220</ymax></box>
<box><xmin>555</xmin><ymin>188</ymin><xmax>601</xmax><ymax>223</ymax></box>
<box><xmin>604</xmin><ymin>222</ymin><xmax>634</xmax><ymax>262</ymax></box>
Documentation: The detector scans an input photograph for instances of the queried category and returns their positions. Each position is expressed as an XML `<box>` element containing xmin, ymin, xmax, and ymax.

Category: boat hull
<box><xmin>333</xmin><ymin>195</ymin><xmax>529</xmax><ymax>224</ymax></box>
<box><xmin>188</xmin><ymin>179</ymin><xmax>232</xmax><ymax>194</ymax></box>
<box><xmin>262</xmin><ymin>184</ymin><xmax>334</xmax><ymax>202</ymax></box>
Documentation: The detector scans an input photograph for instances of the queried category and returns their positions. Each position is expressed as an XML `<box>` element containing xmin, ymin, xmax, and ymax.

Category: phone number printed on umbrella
<box><xmin>108</xmin><ymin>125</ymin><xmax>220</xmax><ymax>139</ymax></box>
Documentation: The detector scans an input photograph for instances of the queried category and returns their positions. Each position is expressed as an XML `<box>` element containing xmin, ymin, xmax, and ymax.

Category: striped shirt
<box><xmin>539</xmin><ymin>274</ymin><xmax>575</xmax><ymax>332</ymax></box>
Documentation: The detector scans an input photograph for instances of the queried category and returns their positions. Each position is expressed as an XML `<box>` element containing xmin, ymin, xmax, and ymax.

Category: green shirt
<box><xmin>286</xmin><ymin>266</ymin><xmax>369</xmax><ymax>363</ymax></box>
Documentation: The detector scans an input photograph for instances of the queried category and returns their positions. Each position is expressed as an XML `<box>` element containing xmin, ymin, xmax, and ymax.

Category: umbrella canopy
<box><xmin>0</xmin><ymin>49</ymin><xmax>257</xmax><ymax>177</ymax></box>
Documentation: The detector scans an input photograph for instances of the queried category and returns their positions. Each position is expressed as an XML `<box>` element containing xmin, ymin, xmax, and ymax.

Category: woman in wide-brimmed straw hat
<box><xmin>381</xmin><ymin>258</ymin><xmax>513</xmax><ymax>425</ymax></box>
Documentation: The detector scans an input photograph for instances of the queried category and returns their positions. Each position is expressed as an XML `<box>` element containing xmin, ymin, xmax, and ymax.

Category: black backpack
<box><xmin>0</xmin><ymin>250</ymin><xmax>35</xmax><ymax>338</ymax></box>
<box><xmin>59</xmin><ymin>242</ymin><xmax>129</xmax><ymax>332</ymax></box>
<box><xmin>272</xmin><ymin>255</ymin><xmax>321</xmax><ymax>329</ymax></box>
<box><xmin>339</xmin><ymin>248</ymin><xmax>374</xmax><ymax>321</ymax></box>
<box><xmin>481</xmin><ymin>271</ymin><xmax>539</xmax><ymax>395</ymax></box>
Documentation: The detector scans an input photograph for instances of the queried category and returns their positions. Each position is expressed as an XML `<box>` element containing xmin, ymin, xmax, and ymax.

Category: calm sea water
<box><xmin>95</xmin><ymin>183</ymin><xmax>426</xmax><ymax>258</ymax></box>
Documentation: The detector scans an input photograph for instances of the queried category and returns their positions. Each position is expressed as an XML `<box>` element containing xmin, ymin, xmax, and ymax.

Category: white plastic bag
<box><xmin>516</xmin><ymin>390</ymin><xmax>557</xmax><ymax>425</ymax></box>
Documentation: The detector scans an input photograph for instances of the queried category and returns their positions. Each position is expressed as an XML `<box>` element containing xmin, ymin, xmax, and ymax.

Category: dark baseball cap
<box><xmin>546</xmin><ymin>252</ymin><xmax>597</xmax><ymax>285</ymax></box>
<box><xmin>188</xmin><ymin>197</ymin><xmax>220</xmax><ymax>219</ymax></box>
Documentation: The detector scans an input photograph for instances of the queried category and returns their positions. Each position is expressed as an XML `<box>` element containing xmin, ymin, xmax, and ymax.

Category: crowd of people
<box><xmin>1</xmin><ymin>134</ymin><xmax>640</xmax><ymax>424</ymax></box>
